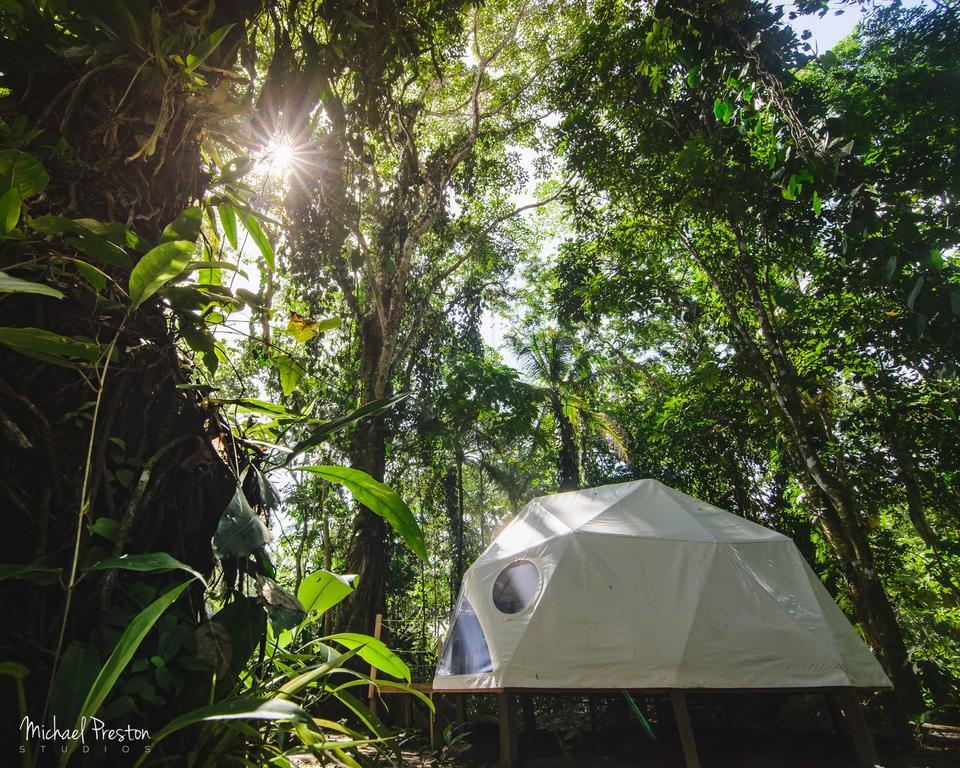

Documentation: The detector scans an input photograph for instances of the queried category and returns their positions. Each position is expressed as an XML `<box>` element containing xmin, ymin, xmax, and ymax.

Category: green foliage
<box><xmin>63</xmin><ymin>580</ymin><xmax>193</xmax><ymax>763</ymax></box>
<box><xmin>296</xmin><ymin>465</ymin><xmax>428</xmax><ymax>562</ymax></box>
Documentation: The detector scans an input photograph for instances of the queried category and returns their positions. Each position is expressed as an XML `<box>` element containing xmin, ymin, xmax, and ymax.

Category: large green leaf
<box><xmin>297</xmin><ymin>570</ymin><xmax>356</xmax><ymax>619</ymax></box>
<box><xmin>160</xmin><ymin>207</ymin><xmax>202</xmax><ymax>244</ymax></box>
<box><xmin>49</xmin><ymin>641</ymin><xmax>101</xmax><ymax>729</ymax></box>
<box><xmin>66</xmin><ymin>235</ymin><xmax>131</xmax><ymax>269</ymax></box>
<box><xmin>242</xmin><ymin>213</ymin><xmax>275</xmax><ymax>271</ymax></box>
<box><xmin>0</xmin><ymin>326</ymin><xmax>104</xmax><ymax>367</ymax></box>
<box><xmin>212</xmin><ymin>484</ymin><xmax>271</xmax><ymax>558</ymax></box>
<box><xmin>0</xmin><ymin>271</ymin><xmax>63</xmax><ymax>299</ymax></box>
<box><xmin>324</xmin><ymin>633</ymin><xmax>411</xmax><ymax>682</ymax></box>
<box><xmin>84</xmin><ymin>552</ymin><xmax>206</xmax><ymax>586</ymax></box>
<box><xmin>209</xmin><ymin>596</ymin><xmax>266</xmax><ymax>681</ymax></box>
<box><xmin>0</xmin><ymin>148</ymin><xmax>48</xmax><ymax>198</ymax></box>
<box><xmin>185</xmin><ymin>24</ymin><xmax>235</xmax><ymax>73</ymax></box>
<box><xmin>217</xmin><ymin>204</ymin><xmax>238</xmax><ymax>249</ymax></box>
<box><xmin>128</xmin><ymin>240</ymin><xmax>195</xmax><ymax>309</ymax></box>
<box><xmin>294</xmin><ymin>466</ymin><xmax>426</xmax><ymax>561</ymax></box>
<box><xmin>273</xmin><ymin>352</ymin><xmax>306</xmax><ymax>396</ymax></box>
<box><xmin>63</xmin><ymin>580</ymin><xmax>192</xmax><ymax>764</ymax></box>
<box><xmin>0</xmin><ymin>561</ymin><xmax>62</xmax><ymax>584</ymax></box>
<box><xmin>0</xmin><ymin>187</ymin><xmax>21</xmax><ymax>232</ymax></box>
<box><xmin>146</xmin><ymin>697</ymin><xmax>311</xmax><ymax>749</ymax></box>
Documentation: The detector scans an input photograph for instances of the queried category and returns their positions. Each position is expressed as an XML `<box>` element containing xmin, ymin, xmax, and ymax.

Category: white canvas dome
<box><xmin>433</xmin><ymin>479</ymin><xmax>890</xmax><ymax>692</ymax></box>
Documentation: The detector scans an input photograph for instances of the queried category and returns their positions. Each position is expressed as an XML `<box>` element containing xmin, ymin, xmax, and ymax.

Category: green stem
<box><xmin>43</xmin><ymin>313</ymin><xmax>128</xmax><ymax>723</ymax></box>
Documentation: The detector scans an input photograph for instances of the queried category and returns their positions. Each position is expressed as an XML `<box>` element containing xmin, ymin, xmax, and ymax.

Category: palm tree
<box><xmin>510</xmin><ymin>328</ymin><xmax>627</xmax><ymax>490</ymax></box>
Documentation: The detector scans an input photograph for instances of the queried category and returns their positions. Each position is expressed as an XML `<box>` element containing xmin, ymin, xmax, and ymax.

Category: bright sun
<box><xmin>264</xmin><ymin>136</ymin><xmax>296</xmax><ymax>173</ymax></box>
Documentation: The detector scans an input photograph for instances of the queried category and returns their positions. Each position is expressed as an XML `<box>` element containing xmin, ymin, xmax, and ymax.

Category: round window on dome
<box><xmin>492</xmin><ymin>559</ymin><xmax>540</xmax><ymax>615</ymax></box>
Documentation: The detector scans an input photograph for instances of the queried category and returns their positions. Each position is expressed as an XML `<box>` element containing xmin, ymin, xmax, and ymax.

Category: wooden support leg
<box><xmin>588</xmin><ymin>695</ymin><xmax>599</xmax><ymax>734</ymax></box>
<box><xmin>670</xmin><ymin>692</ymin><xmax>701</xmax><ymax>768</ymax></box>
<box><xmin>498</xmin><ymin>691</ymin><xmax>519</xmax><ymax>768</ymax></box>
<box><xmin>454</xmin><ymin>693</ymin><xmax>467</xmax><ymax>727</ymax></box>
<box><xmin>367</xmin><ymin>613</ymin><xmax>383</xmax><ymax>717</ymax></box>
<box><xmin>837</xmin><ymin>689</ymin><xmax>879</xmax><ymax>766</ymax></box>
<box><xmin>520</xmin><ymin>694</ymin><xmax>537</xmax><ymax>734</ymax></box>
<box><xmin>825</xmin><ymin>692</ymin><xmax>846</xmax><ymax>734</ymax></box>
<box><xmin>403</xmin><ymin>693</ymin><xmax>413</xmax><ymax>729</ymax></box>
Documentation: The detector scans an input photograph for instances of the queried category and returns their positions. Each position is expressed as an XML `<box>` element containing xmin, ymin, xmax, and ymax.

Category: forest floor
<box><xmin>333</xmin><ymin>714</ymin><xmax>960</xmax><ymax>768</ymax></box>
<box><xmin>392</xmin><ymin>723</ymin><xmax>960</xmax><ymax>768</ymax></box>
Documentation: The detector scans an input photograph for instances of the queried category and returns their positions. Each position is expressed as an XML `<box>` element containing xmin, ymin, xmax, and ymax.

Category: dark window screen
<box><xmin>492</xmin><ymin>559</ymin><xmax>540</xmax><ymax>614</ymax></box>
<box><xmin>437</xmin><ymin>597</ymin><xmax>492</xmax><ymax>676</ymax></box>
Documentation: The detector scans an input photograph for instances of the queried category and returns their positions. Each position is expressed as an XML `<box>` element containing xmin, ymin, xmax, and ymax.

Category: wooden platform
<box><xmin>371</xmin><ymin>684</ymin><xmax>881</xmax><ymax>768</ymax></box>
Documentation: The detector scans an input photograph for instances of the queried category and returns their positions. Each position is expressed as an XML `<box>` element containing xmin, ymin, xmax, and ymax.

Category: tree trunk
<box><xmin>727</xmin><ymin>237</ymin><xmax>924</xmax><ymax>714</ymax></box>
<box><xmin>342</xmin><ymin>312</ymin><xmax>390</xmax><ymax>634</ymax></box>
<box><xmin>551</xmin><ymin>391</ymin><xmax>581</xmax><ymax>491</ymax></box>
<box><xmin>455</xmin><ymin>450</ymin><xmax>466</xmax><ymax>598</ymax></box>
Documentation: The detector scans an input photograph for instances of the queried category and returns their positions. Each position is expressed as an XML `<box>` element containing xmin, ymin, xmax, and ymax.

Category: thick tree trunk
<box><xmin>552</xmin><ymin>392</ymin><xmax>581</xmax><ymax>491</ymax></box>
<box><xmin>342</xmin><ymin>312</ymin><xmax>390</xmax><ymax>634</ymax></box>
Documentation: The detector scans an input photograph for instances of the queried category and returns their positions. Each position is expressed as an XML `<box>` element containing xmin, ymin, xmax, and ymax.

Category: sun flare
<box><xmin>264</xmin><ymin>136</ymin><xmax>296</xmax><ymax>173</ymax></box>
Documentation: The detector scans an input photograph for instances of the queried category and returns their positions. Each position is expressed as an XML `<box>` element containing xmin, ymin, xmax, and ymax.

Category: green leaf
<box><xmin>273</xmin><ymin>352</ymin><xmax>306</xmax><ymax>396</ymax></box>
<box><xmin>209</xmin><ymin>596</ymin><xmax>266</xmax><ymax>680</ymax></box>
<box><xmin>812</xmin><ymin>190</ymin><xmax>821</xmax><ymax>216</ymax></box>
<box><xmin>255</xmin><ymin>575</ymin><xmax>307</xmax><ymax>630</ymax></box>
<box><xmin>0</xmin><ymin>661</ymin><xmax>29</xmax><ymax>679</ymax></box>
<box><xmin>185</xmin><ymin>24</ymin><xmax>234</xmax><ymax>73</ymax></box>
<box><xmin>0</xmin><ymin>148</ymin><xmax>48</xmax><ymax>198</ymax></box>
<box><xmin>906</xmin><ymin>276</ymin><xmax>924</xmax><ymax>310</ymax></box>
<box><xmin>0</xmin><ymin>562</ymin><xmax>62</xmax><ymax>584</ymax></box>
<box><xmin>66</xmin><ymin>235</ymin><xmax>132</xmax><ymax>269</ymax></box>
<box><xmin>28</xmin><ymin>214</ymin><xmax>75</xmax><ymax>234</ymax></box>
<box><xmin>213</xmin><ymin>485</ymin><xmax>271</xmax><ymax>559</ymax></box>
<box><xmin>210</xmin><ymin>397</ymin><xmax>306</xmax><ymax>419</ymax></box>
<box><xmin>285</xmin><ymin>393</ymin><xmax>409</xmax><ymax>462</ymax></box>
<box><xmin>84</xmin><ymin>553</ymin><xmax>206</xmax><ymax>586</ymax></box>
<box><xmin>297</xmin><ymin>570</ymin><xmax>356</xmax><ymax>618</ymax></box>
<box><xmin>713</xmin><ymin>99</ymin><xmax>733</xmax><ymax>124</ymax></box>
<box><xmin>64</xmin><ymin>581</ymin><xmax>192</xmax><ymax>764</ymax></box>
<box><xmin>146</xmin><ymin>698</ymin><xmax>311</xmax><ymax>749</ymax></box>
<box><xmin>278</xmin><ymin>647</ymin><xmax>359</xmax><ymax>696</ymax></box>
<box><xmin>0</xmin><ymin>326</ymin><xmax>104</xmax><ymax>367</ymax></box>
<box><xmin>294</xmin><ymin>465</ymin><xmax>426</xmax><ymax>561</ymax></box>
<box><xmin>324</xmin><ymin>632</ymin><xmax>410</xmax><ymax>682</ymax></box>
<box><xmin>218</xmin><ymin>204</ymin><xmax>238</xmax><ymax>249</ymax></box>
<box><xmin>129</xmin><ymin>240</ymin><xmax>195</xmax><ymax>309</ymax></box>
<box><xmin>90</xmin><ymin>517</ymin><xmax>120</xmax><ymax>541</ymax></box>
<box><xmin>0</xmin><ymin>271</ymin><xmax>63</xmax><ymax>299</ymax></box>
<box><xmin>160</xmin><ymin>207</ymin><xmax>202</xmax><ymax>244</ymax></box>
<box><xmin>50</xmin><ymin>642</ymin><xmax>100</xmax><ymax>728</ymax></box>
<box><xmin>243</xmin><ymin>214</ymin><xmax>275</xmax><ymax>271</ymax></box>
<box><xmin>0</xmin><ymin>187</ymin><xmax>21</xmax><ymax>232</ymax></box>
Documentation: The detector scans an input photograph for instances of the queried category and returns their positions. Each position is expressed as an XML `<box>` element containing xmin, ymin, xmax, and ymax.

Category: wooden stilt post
<box><xmin>367</xmin><ymin>613</ymin><xmax>383</xmax><ymax>716</ymax></box>
<box><xmin>825</xmin><ymin>691</ymin><xmax>846</xmax><ymax>733</ymax></box>
<box><xmin>454</xmin><ymin>693</ymin><xmax>467</xmax><ymax>727</ymax></box>
<box><xmin>403</xmin><ymin>693</ymin><xmax>414</xmax><ymax>729</ymax></box>
<box><xmin>588</xmin><ymin>695</ymin><xmax>599</xmax><ymax>734</ymax></box>
<box><xmin>497</xmin><ymin>690</ymin><xmax>518</xmax><ymax>768</ymax></box>
<box><xmin>670</xmin><ymin>692</ymin><xmax>701</xmax><ymax>768</ymax></box>
<box><xmin>520</xmin><ymin>694</ymin><xmax>537</xmax><ymax>734</ymax></box>
<box><xmin>837</xmin><ymin>689</ymin><xmax>879</xmax><ymax>766</ymax></box>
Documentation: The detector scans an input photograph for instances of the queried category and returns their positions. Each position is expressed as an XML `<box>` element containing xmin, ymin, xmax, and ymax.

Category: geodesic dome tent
<box><xmin>433</xmin><ymin>479</ymin><xmax>890</xmax><ymax>692</ymax></box>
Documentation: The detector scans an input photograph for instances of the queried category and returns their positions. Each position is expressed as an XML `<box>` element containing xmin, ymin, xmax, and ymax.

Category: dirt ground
<box><xmin>394</xmin><ymin>725</ymin><xmax>960</xmax><ymax>768</ymax></box>
<box><xmin>387</xmin><ymin>714</ymin><xmax>960</xmax><ymax>768</ymax></box>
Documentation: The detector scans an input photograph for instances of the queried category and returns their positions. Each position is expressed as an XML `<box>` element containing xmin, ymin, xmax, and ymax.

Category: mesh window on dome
<box><xmin>492</xmin><ymin>559</ymin><xmax>540</xmax><ymax>614</ymax></box>
<box><xmin>437</xmin><ymin>596</ymin><xmax>492</xmax><ymax>676</ymax></box>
